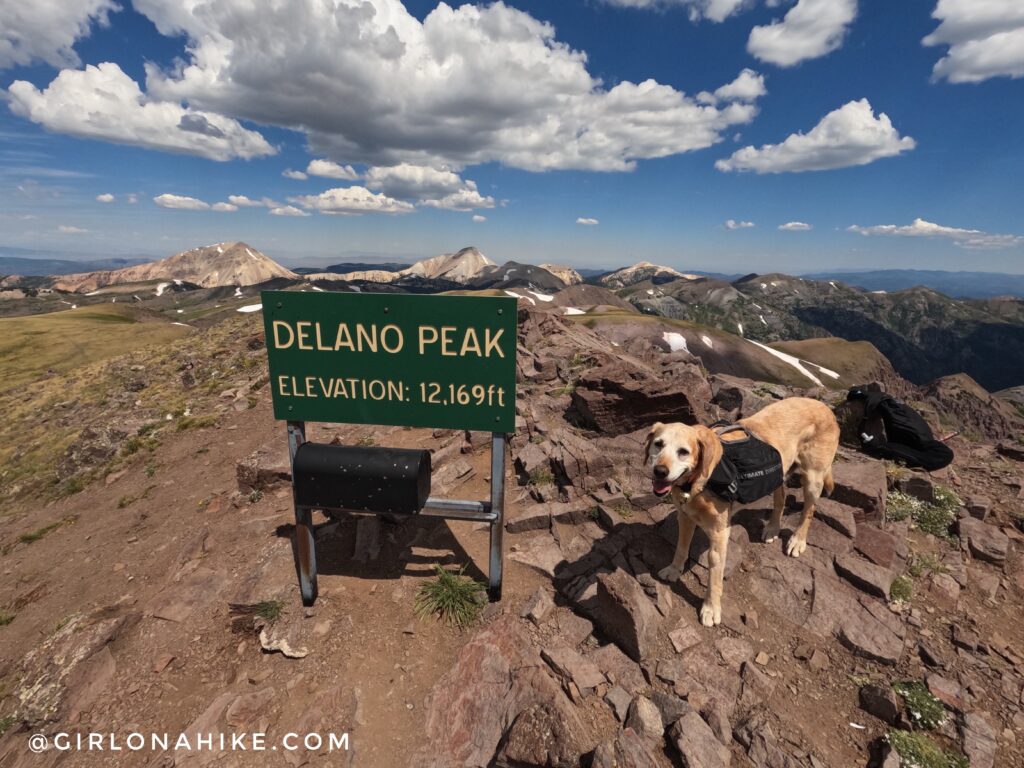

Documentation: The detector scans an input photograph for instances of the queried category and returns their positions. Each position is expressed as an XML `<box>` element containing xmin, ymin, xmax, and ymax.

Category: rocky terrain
<box><xmin>0</xmin><ymin>288</ymin><xmax>1022</xmax><ymax>767</ymax></box>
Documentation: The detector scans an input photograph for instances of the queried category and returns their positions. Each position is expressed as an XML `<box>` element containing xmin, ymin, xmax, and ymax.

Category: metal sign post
<box><xmin>264</xmin><ymin>291</ymin><xmax>517</xmax><ymax>605</ymax></box>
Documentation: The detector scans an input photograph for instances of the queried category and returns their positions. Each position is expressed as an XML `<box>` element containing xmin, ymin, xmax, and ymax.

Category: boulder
<box><xmin>814</xmin><ymin>498</ymin><xmax>858</xmax><ymax>538</ymax></box>
<box><xmin>594</xmin><ymin>570</ymin><xmax>664</xmax><ymax>662</ymax></box>
<box><xmin>413</xmin><ymin>614</ymin><xmax>595</xmax><ymax>768</ymax></box>
<box><xmin>958</xmin><ymin>518</ymin><xmax>1009</xmax><ymax>564</ymax></box>
<box><xmin>591</xmin><ymin>728</ymin><xmax>663</xmax><ymax>768</ymax></box>
<box><xmin>961</xmin><ymin>712</ymin><xmax>997</xmax><ymax>768</ymax></box>
<box><xmin>831</xmin><ymin>459</ymin><xmax>887</xmax><ymax>522</ymax></box>
<box><xmin>894</xmin><ymin>473</ymin><xmax>935</xmax><ymax>504</ymax></box>
<box><xmin>235</xmin><ymin>445</ymin><xmax>291</xmax><ymax>494</ymax></box>
<box><xmin>859</xmin><ymin>684</ymin><xmax>901</xmax><ymax>725</ymax></box>
<box><xmin>541</xmin><ymin>644</ymin><xmax>606</xmax><ymax>696</ymax></box>
<box><xmin>834</xmin><ymin>554</ymin><xmax>895</xmax><ymax>600</ymax></box>
<box><xmin>571</xmin><ymin>358</ymin><xmax>710</xmax><ymax>436</ymax></box>
<box><xmin>626</xmin><ymin>695</ymin><xmax>665</xmax><ymax>741</ymax></box>
<box><xmin>854</xmin><ymin>525</ymin><xmax>898</xmax><ymax>570</ymax></box>
<box><xmin>670</xmin><ymin>710</ymin><xmax>731</xmax><ymax>768</ymax></box>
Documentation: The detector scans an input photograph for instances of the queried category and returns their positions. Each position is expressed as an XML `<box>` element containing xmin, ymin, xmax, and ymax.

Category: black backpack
<box><xmin>847</xmin><ymin>387</ymin><xmax>954</xmax><ymax>471</ymax></box>
<box><xmin>706</xmin><ymin>424</ymin><xmax>785</xmax><ymax>503</ymax></box>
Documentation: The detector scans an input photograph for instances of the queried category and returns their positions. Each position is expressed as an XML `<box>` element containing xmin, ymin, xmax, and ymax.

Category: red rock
<box><xmin>854</xmin><ymin>525</ymin><xmax>898</xmax><ymax>569</ymax></box>
<box><xmin>670</xmin><ymin>710</ymin><xmax>730</xmax><ymax>768</ymax></box>
<box><xmin>831</xmin><ymin>459</ymin><xmax>887</xmax><ymax>522</ymax></box>
<box><xmin>834</xmin><ymin>553</ymin><xmax>895</xmax><ymax>599</ymax></box>
<box><xmin>594</xmin><ymin>569</ymin><xmax>663</xmax><ymax>662</ymax></box>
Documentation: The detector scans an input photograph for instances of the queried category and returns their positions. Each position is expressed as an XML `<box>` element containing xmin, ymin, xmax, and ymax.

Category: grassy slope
<box><xmin>0</xmin><ymin>305</ymin><xmax>192</xmax><ymax>393</ymax></box>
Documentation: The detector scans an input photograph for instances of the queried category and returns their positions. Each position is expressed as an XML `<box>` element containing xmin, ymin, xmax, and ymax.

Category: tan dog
<box><xmin>645</xmin><ymin>397</ymin><xmax>839</xmax><ymax>627</ymax></box>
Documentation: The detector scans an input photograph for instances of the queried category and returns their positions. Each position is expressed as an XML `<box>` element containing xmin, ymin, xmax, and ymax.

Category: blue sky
<box><xmin>1</xmin><ymin>0</ymin><xmax>1022</xmax><ymax>273</ymax></box>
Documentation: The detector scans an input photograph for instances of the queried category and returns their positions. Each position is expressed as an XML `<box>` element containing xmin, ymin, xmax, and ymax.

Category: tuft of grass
<box><xmin>890</xmin><ymin>575</ymin><xmax>913</xmax><ymax>603</ymax></box>
<box><xmin>255</xmin><ymin>600</ymin><xmax>284</xmax><ymax>624</ymax></box>
<box><xmin>613</xmin><ymin>502</ymin><xmax>634</xmax><ymax>520</ymax></box>
<box><xmin>0</xmin><ymin>714</ymin><xmax>17</xmax><ymax>738</ymax></box>
<box><xmin>248</xmin><ymin>489</ymin><xmax>263</xmax><ymax>504</ymax></box>
<box><xmin>908</xmin><ymin>553</ymin><xmax>948</xmax><ymax>578</ymax></box>
<box><xmin>893</xmin><ymin>681</ymin><xmax>947</xmax><ymax>730</ymax></box>
<box><xmin>886</xmin><ymin>486</ymin><xmax>960</xmax><ymax>541</ymax></box>
<box><xmin>0</xmin><ymin>612</ymin><xmax>14</xmax><ymax>626</ymax></box>
<box><xmin>528</xmin><ymin>466</ymin><xmax>554</xmax><ymax>486</ymax></box>
<box><xmin>176</xmin><ymin>414</ymin><xmax>219</xmax><ymax>432</ymax></box>
<box><xmin>356</xmin><ymin>435</ymin><xmax>376</xmax><ymax>446</ymax></box>
<box><xmin>886</xmin><ymin>730</ymin><xmax>967</xmax><ymax>768</ymax></box>
<box><xmin>414</xmin><ymin>564</ymin><xmax>487</xmax><ymax>629</ymax></box>
<box><xmin>19</xmin><ymin>516</ymin><xmax>74</xmax><ymax>544</ymax></box>
<box><xmin>886</xmin><ymin>463</ymin><xmax>910</xmax><ymax>480</ymax></box>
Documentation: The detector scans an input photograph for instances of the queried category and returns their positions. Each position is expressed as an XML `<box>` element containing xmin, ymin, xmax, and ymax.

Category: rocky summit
<box><xmin>0</xmin><ymin>252</ymin><xmax>1023</xmax><ymax>768</ymax></box>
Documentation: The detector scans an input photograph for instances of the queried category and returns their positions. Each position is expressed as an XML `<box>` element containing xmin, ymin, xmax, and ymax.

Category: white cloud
<box><xmin>0</xmin><ymin>0</ymin><xmax>118</xmax><ymax>70</ymax></box>
<box><xmin>126</xmin><ymin>193</ymin><xmax>138</xmax><ymax>204</ymax></box>
<box><xmin>306</xmin><ymin>159</ymin><xmax>360</xmax><ymax>181</ymax></box>
<box><xmin>227</xmin><ymin>195</ymin><xmax>265</xmax><ymax>208</ymax></box>
<box><xmin>713</xmin><ymin>69</ymin><xmax>766</xmax><ymax>102</ymax></box>
<box><xmin>153</xmin><ymin>193</ymin><xmax>210</xmax><ymax>211</ymax></box>
<box><xmin>269</xmin><ymin>205</ymin><xmax>310</xmax><ymax>217</ymax></box>
<box><xmin>599</xmin><ymin>1</ymin><xmax>751</xmax><ymax>23</ymax></box>
<box><xmin>577</xmin><ymin>217</ymin><xmax>599</xmax><ymax>225</ymax></box>
<box><xmin>96</xmin><ymin>192</ymin><xmax>114</xmax><ymax>202</ymax></box>
<box><xmin>282</xmin><ymin>169</ymin><xmax>308</xmax><ymax>180</ymax></box>
<box><xmin>363</xmin><ymin>163</ymin><xmax>495</xmax><ymax>210</ymax></box>
<box><xmin>725</xmin><ymin>218</ymin><xmax>755</xmax><ymax>229</ymax></box>
<box><xmin>472</xmin><ymin>214</ymin><xmax>487</xmax><ymax>223</ymax></box>
<box><xmin>748</xmin><ymin>0</ymin><xmax>857</xmax><ymax>67</ymax></box>
<box><xmin>848</xmin><ymin>217</ymin><xmax>1023</xmax><ymax>250</ymax></box>
<box><xmin>289</xmin><ymin>186</ymin><xmax>414</xmax><ymax>216</ymax></box>
<box><xmin>211</xmin><ymin>202</ymin><xmax>237</xmax><ymax>212</ymax></box>
<box><xmin>779</xmin><ymin>221</ymin><xmax>812</xmax><ymax>231</ymax></box>
<box><xmin>135</xmin><ymin>0</ymin><xmax>762</xmax><ymax>172</ymax></box>
<box><xmin>716</xmin><ymin>99</ymin><xmax>915</xmax><ymax>174</ymax></box>
<box><xmin>924</xmin><ymin>0</ymin><xmax>1024</xmax><ymax>83</ymax></box>
<box><xmin>57</xmin><ymin>224</ymin><xmax>88</xmax><ymax>234</ymax></box>
<box><xmin>8</xmin><ymin>63</ymin><xmax>275</xmax><ymax>162</ymax></box>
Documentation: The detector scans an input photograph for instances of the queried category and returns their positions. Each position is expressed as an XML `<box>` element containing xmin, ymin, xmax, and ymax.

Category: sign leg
<box><xmin>487</xmin><ymin>432</ymin><xmax>506</xmax><ymax>601</ymax></box>
<box><xmin>295</xmin><ymin>506</ymin><xmax>318</xmax><ymax>606</ymax></box>
<box><xmin>287</xmin><ymin>421</ymin><xmax>317</xmax><ymax>605</ymax></box>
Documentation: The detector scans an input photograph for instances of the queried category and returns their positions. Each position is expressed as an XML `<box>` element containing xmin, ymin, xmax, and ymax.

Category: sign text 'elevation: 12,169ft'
<box><xmin>260</xmin><ymin>290</ymin><xmax>518</xmax><ymax>432</ymax></box>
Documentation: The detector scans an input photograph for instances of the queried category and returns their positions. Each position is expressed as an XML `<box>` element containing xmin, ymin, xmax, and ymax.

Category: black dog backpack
<box><xmin>706</xmin><ymin>424</ymin><xmax>784</xmax><ymax>503</ymax></box>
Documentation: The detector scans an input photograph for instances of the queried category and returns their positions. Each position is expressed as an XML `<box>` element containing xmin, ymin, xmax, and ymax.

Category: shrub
<box><xmin>414</xmin><ymin>564</ymin><xmax>487</xmax><ymax>629</ymax></box>
<box><xmin>886</xmin><ymin>730</ymin><xmax>967</xmax><ymax>768</ymax></box>
<box><xmin>886</xmin><ymin>487</ymin><xmax>960</xmax><ymax>540</ymax></box>
<box><xmin>890</xmin><ymin>575</ymin><xmax>913</xmax><ymax>603</ymax></box>
<box><xmin>893</xmin><ymin>681</ymin><xmax>947</xmax><ymax>730</ymax></box>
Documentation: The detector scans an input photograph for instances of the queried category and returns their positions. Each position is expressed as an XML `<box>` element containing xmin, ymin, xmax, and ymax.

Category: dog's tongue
<box><xmin>652</xmin><ymin>479</ymin><xmax>673</xmax><ymax>496</ymax></box>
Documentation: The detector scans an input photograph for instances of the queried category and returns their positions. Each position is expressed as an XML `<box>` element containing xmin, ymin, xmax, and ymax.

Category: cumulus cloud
<box><xmin>269</xmin><ymin>205</ymin><xmax>310</xmax><ymax>217</ymax></box>
<box><xmin>134</xmin><ymin>0</ymin><xmax>762</xmax><ymax>172</ymax></box>
<box><xmin>211</xmin><ymin>201</ymin><xmax>237</xmax><ymax>212</ymax></box>
<box><xmin>0</xmin><ymin>0</ymin><xmax>118</xmax><ymax>70</ymax></box>
<box><xmin>725</xmin><ymin>218</ymin><xmax>755</xmax><ymax>229</ymax></box>
<box><xmin>153</xmin><ymin>193</ymin><xmax>210</xmax><ymax>210</ymax></box>
<box><xmin>748</xmin><ymin>0</ymin><xmax>857</xmax><ymax>67</ymax></box>
<box><xmin>227</xmin><ymin>195</ymin><xmax>265</xmax><ymax>208</ymax></box>
<box><xmin>577</xmin><ymin>217</ymin><xmax>599</xmax><ymax>225</ymax></box>
<box><xmin>306</xmin><ymin>159</ymin><xmax>359</xmax><ymax>180</ymax></box>
<box><xmin>716</xmin><ymin>99</ymin><xmax>915</xmax><ymax>173</ymax></box>
<box><xmin>848</xmin><ymin>217</ymin><xmax>1023</xmax><ymax>250</ymax></box>
<box><xmin>289</xmin><ymin>186</ymin><xmax>415</xmax><ymax>216</ymax></box>
<box><xmin>57</xmin><ymin>224</ymin><xmax>88</xmax><ymax>234</ymax></box>
<box><xmin>361</xmin><ymin>163</ymin><xmax>495</xmax><ymax>209</ymax></box>
<box><xmin>713</xmin><ymin>69</ymin><xmax>767</xmax><ymax>102</ymax></box>
<box><xmin>282</xmin><ymin>169</ymin><xmax>308</xmax><ymax>180</ymax></box>
<box><xmin>8</xmin><ymin>63</ymin><xmax>275</xmax><ymax>162</ymax></box>
<box><xmin>923</xmin><ymin>0</ymin><xmax>1024</xmax><ymax>83</ymax></box>
<box><xmin>779</xmin><ymin>221</ymin><xmax>812</xmax><ymax>230</ymax></box>
<box><xmin>599</xmin><ymin>1</ymin><xmax>751</xmax><ymax>23</ymax></box>
<box><xmin>126</xmin><ymin>193</ymin><xmax>138</xmax><ymax>204</ymax></box>
<box><xmin>96</xmin><ymin>192</ymin><xmax>114</xmax><ymax>202</ymax></box>
<box><xmin>472</xmin><ymin>214</ymin><xmax>487</xmax><ymax>223</ymax></box>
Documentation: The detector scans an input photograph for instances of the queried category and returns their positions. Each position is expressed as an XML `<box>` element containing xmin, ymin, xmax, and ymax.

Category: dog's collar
<box><xmin>671</xmin><ymin>485</ymin><xmax>692</xmax><ymax>504</ymax></box>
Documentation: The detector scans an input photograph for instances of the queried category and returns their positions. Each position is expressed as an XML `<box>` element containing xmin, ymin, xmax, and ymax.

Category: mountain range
<box><xmin>3</xmin><ymin>243</ymin><xmax>1024</xmax><ymax>392</ymax></box>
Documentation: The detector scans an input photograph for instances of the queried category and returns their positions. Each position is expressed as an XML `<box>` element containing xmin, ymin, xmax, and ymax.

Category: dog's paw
<box><xmin>658</xmin><ymin>565</ymin><xmax>682</xmax><ymax>582</ymax></box>
<box><xmin>786</xmin><ymin>536</ymin><xmax>807</xmax><ymax>558</ymax></box>
<box><xmin>699</xmin><ymin>601</ymin><xmax>721</xmax><ymax>627</ymax></box>
<box><xmin>762</xmin><ymin>523</ymin><xmax>781</xmax><ymax>544</ymax></box>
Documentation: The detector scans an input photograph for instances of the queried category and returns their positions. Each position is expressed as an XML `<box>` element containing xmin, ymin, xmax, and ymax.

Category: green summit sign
<box><xmin>261</xmin><ymin>290</ymin><xmax>517</xmax><ymax>432</ymax></box>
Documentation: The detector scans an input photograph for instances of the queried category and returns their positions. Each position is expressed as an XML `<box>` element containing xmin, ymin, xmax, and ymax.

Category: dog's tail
<box><xmin>823</xmin><ymin>466</ymin><xmax>835</xmax><ymax>497</ymax></box>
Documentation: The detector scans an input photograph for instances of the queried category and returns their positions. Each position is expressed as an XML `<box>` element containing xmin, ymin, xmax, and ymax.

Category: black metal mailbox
<box><xmin>292</xmin><ymin>443</ymin><xmax>431</xmax><ymax>514</ymax></box>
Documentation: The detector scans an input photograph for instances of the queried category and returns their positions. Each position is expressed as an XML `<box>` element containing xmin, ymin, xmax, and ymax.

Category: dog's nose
<box><xmin>653</xmin><ymin>465</ymin><xmax>668</xmax><ymax>480</ymax></box>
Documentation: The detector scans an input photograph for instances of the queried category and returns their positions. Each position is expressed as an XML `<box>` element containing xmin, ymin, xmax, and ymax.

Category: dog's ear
<box><xmin>643</xmin><ymin>423</ymin><xmax>663</xmax><ymax>463</ymax></box>
<box><xmin>690</xmin><ymin>425</ymin><xmax>723</xmax><ymax>495</ymax></box>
